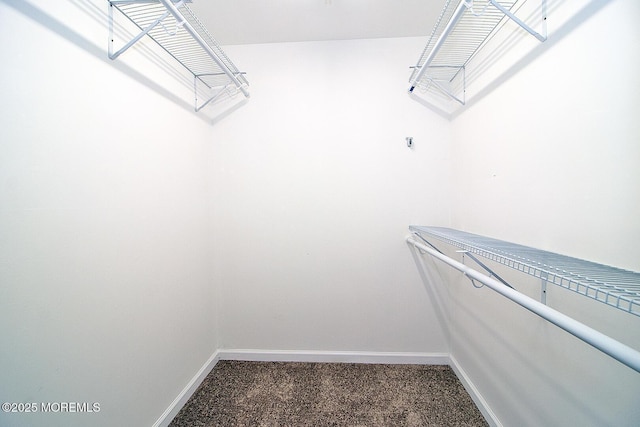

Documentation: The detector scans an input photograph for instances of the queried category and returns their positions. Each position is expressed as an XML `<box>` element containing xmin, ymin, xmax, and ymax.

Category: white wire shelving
<box><xmin>408</xmin><ymin>0</ymin><xmax>546</xmax><ymax>105</ymax></box>
<box><xmin>409</xmin><ymin>226</ymin><xmax>640</xmax><ymax>318</ymax></box>
<box><xmin>406</xmin><ymin>230</ymin><xmax>640</xmax><ymax>373</ymax></box>
<box><xmin>108</xmin><ymin>0</ymin><xmax>249</xmax><ymax>112</ymax></box>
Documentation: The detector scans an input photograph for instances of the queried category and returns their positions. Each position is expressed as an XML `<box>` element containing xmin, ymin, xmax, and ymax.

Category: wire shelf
<box><xmin>409</xmin><ymin>0</ymin><xmax>546</xmax><ymax>105</ymax></box>
<box><xmin>409</xmin><ymin>226</ymin><xmax>640</xmax><ymax>317</ymax></box>
<box><xmin>109</xmin><ymin>0</ymin><xmax>249</xmax><ymax>111</ymax></box>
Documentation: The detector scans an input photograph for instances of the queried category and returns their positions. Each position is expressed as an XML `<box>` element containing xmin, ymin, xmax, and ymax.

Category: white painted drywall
<box><xmin>208</xmin><ymin>37</ymin><xmax>452</xmax><ymax>354</ymax></box>
<box><xmin>445</xmin><ymin>0</ymin><xmax>640</xmax><ymax>425</ymax></box>
<box><xmin>451</xmin><ymin>0</ymin><xmax>640</xmax><ymax>271</ymax></box>
<box><xmin>3</xmin><ymin>1</ymin><xmax>638</xmax><ymax>426</ymax></box>
<box><xmin>0</xmin><ymin>1</ymin><xmax>218</xmax><ymax>426</ymax></box>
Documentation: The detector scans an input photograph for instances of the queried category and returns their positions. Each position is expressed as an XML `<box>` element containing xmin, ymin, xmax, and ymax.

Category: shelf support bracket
<box><xmin>414</xmin><ymin>231</ymin><xmax>513</xmax><ymax>289</ymax></box>
<box><xmin>195</xmin><ymin>86</ymin><xmax>228</xmax><ymax>112</ymax></box>
<box><xmin>195</xmin><ymin>77</ymin><xmax>230</xmax><ymax>112</ymax></box>
<box><xmin>489</xmin><ymin>0</ymin><xmax>547</xmax><ymax>42</ymax></box>
<box><xmin>460</xmin><ymin>251</ymin><xmax>514</xmax><ymax>290</ymax></box>
<box><xmin>541</xmin><ymin>271</ymin><xmax>548</xmax><ymax>305</ymax></box>
<box><xmin>109</xmin><ymin>2</ymin><xmax>173</xmax><ymax>60</ymax></box>
<box><xmin>424</xmin><ymin>71</ymin><xmax>466</xmax><ymax>105</ymax></box>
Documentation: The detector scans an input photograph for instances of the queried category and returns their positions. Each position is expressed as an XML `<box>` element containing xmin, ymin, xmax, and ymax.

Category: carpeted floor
<box><xmin>169</xmin><ymin>361</ymin><xmax>488</xmax><ymax>426</ymax></box>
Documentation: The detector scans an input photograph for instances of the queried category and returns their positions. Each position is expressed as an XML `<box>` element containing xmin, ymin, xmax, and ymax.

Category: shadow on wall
<box><xmin>3</xmin><ymin>0</ymin><xmax>247</xmax><ymax>125</ymax></box>
<box><xmin>407</xmin><ymin>239</ymin><xmax>614</xmax><ymax>426</ymax></box>
<box><xmin>449</xmin><ymin>293</ymin><xmax>611</xmax><ymax>426</ymax></box>
<box><xmin>407</xmin><ymin>240</ymin><xmax>451</xmax><ymax>347</ymax></box>
<box><xmin>408</xmin><ymin>0</ymin><xmax>612</xmax><ymax>120</ymax></box>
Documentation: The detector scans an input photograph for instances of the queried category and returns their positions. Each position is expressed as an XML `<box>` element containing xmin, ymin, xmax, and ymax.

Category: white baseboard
<box><xmin>217</xmin><ymin>349</ymin><xmax>450</xmax><ymax>365</ymax></box>
<box><xmin>448</xmin><ymin>354</ymin><xmax>502</xmax><ymax>427</ymax></box>
<box><xmin>152</xmin><ymin>350</ymin><xmax>221</xmax><ymax>427</ymax></box>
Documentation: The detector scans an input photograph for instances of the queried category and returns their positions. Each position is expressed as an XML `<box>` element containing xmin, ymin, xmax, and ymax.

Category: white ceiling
<box><xmin>188</xmin><ymin>0</ymin><xmax>443</xmax><ymax>46</ymax></box>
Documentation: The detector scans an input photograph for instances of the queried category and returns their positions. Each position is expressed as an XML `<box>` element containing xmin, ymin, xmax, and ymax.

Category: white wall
<box><xmin>3</xmin><ymin>1</ymin><xmax>637</xmax><ymax>426</ymax></box>
<box><xmin>444</xmin><ymin>0</ymin><xmax>640</xmax><ymax>425</ymax></box>
<box><xmin>451</xmin><ymin>0</ymin><xmax>640</xmax><ymax>271</ymax></box>
<box><xmin>0</xmin><ymin>1</ymin><xmax>218</xmax><ymax>426</ymax></box>
<box><xmin>208</xmin><ymin>37</ymin><xmax>452</xmax><ymax>354</ymax></box>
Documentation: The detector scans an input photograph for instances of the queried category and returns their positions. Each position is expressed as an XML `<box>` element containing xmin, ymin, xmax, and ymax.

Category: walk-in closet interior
<box><xmin>1</xmin><ymin>0</ymin><xmax>639</xmax><ymax>426</ymax></box>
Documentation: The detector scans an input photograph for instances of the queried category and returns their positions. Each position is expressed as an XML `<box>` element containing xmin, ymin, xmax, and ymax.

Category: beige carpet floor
<box><xmin>169</xmin><ymin>361</ymin><xmax>488</xmax><ymax>426</ymax></box>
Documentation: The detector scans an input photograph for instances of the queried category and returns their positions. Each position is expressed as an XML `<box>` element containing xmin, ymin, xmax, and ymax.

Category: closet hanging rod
<box><xmin>406</xmin><ymin>236</ymin><xmax>640</xmax><ymax>374</ymax></box>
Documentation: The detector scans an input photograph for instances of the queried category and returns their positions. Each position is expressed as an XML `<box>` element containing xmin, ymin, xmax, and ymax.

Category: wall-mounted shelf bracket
<box><xmin>193</xmin><ymin>72</ymin><xmax>246</xmax><ymax>111</ymax></box>
<box><xmin>108</xmin><ymin>0</ymin><xmax>249</xmax><ymax>111</ymax></box>
<box><xmin>417</xmin><ymin>66</ymin><xmax>467</xmax><ymax>105</ymax></box>
<box><xmin>490</xmin><ymin>0</ymin><xmax>546</xmax><ymax>42</ymax></box>
<box><xmin>541</xmin><ymin>271</ymin><xmax>549</xmax><ymax>304</ymax></box>
<box><xmin>459</xmin><ymin>249</ymin><xmax>514</xmax><ymax>290</ymax></box>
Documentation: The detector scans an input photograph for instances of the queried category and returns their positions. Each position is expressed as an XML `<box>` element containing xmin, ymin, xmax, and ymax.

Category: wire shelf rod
<box><xmin>406</xmin><ymin>236</ymin><xmax>640</xmax><ymax>374</ymax></box>
<box><xmin>409</xmin><ymin>226</ymin><xmax>640</xmax><ymax>317</ymax></box>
